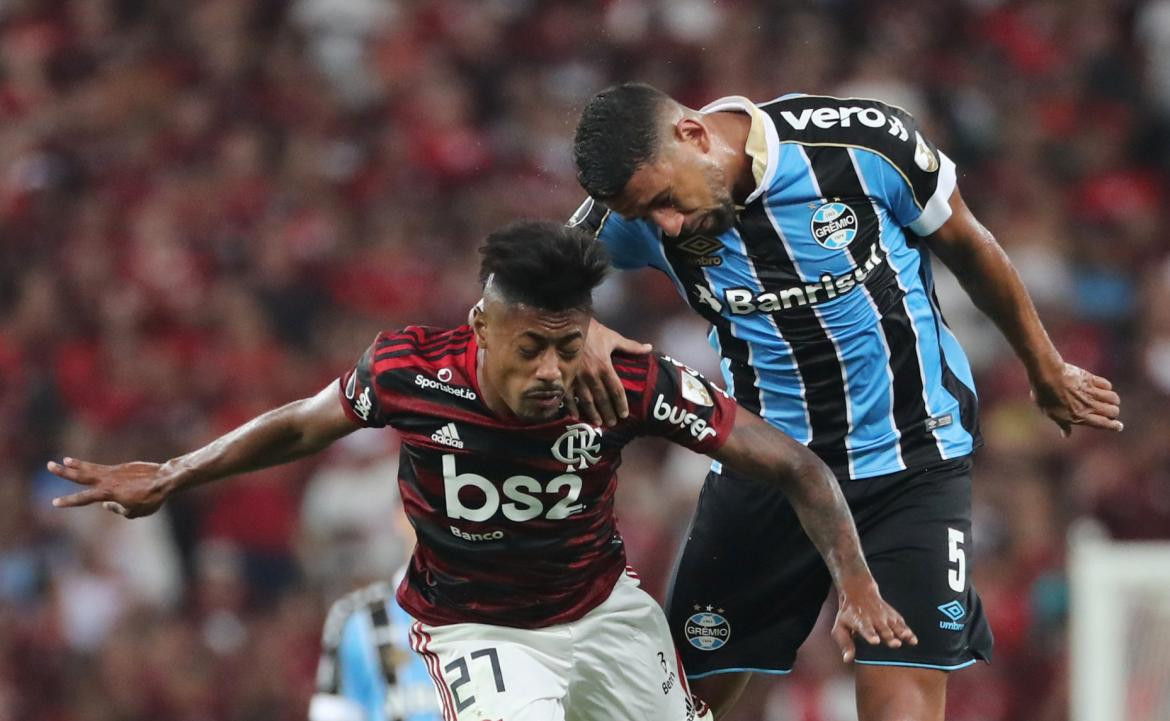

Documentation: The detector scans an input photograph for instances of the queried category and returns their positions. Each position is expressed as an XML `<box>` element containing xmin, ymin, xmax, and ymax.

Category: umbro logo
<box><xmin>431</xmin><ymin>423</ymin><xmax>464</xmax><ymax>449</ymax></box>
<box><xmin>937</xmin><ymin>600</ymin><xmax>965</xmax><ymax>631</ymax></box>
<box><xmin>675</xmin><ymin>235</ymin><xmax>723</xmax><ymax>266</ymax></box>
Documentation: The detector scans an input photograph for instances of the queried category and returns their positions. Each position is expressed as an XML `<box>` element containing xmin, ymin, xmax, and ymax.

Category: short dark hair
<box><xmin>573</xmin><ymin>82</ymin><xmax>671</xmax><ymax>199</ymax></box>
<box><xmin>478</xmin><ymin>221</ymin><xmax>609</xmax><ymax>312</ymax></box>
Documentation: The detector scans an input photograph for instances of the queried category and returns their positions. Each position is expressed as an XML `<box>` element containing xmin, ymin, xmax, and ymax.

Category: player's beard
<box><xmin>520</xmin><ymin>385</ymin><xmax>565</xmax><ymax>420</ymax></box>
<box><xmin>681</xmin><ymin>165</ymin><xmax>736</xmax><ymax>238</ymax></box>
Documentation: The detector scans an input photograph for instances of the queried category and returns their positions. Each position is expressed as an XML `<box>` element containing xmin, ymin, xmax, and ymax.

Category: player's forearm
<box><xmin>931</xmin><ymin>207</ymin><xmax>1064</xmax><ymax>389</ymax></box>
<box><xmin>163</xmin><ymin>393</ymin><xmax>348</xmax><ymax>494</ymax></box>
<box><xmin>781</xmin><ymin>455</ymin><xmax>873</xmax><ymax>590</ymax></box>
<box><xmin>715</xmin><ymin>419</ymin><xmax>872</xmax><ymax>589</ymax></box>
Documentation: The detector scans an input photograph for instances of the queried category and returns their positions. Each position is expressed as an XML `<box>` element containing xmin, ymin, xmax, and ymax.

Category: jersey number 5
<box><xmin>947</xmin><ymin>527</ymin><xmax>966</xmax><ymax>592</ymax></box>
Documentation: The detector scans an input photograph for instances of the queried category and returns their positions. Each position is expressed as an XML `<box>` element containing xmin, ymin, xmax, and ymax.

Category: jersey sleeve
<box><xmin>847</xmin><ymin>102</ymin><xmax>957</xmax><ymax>236</ymax></box>
<box><xmin>630</xmin><ymin>354</ymin><xmax>737</xmax><ymax>455</ymax></box>
<box><xmin>567</xmin><ymin>196</ymin><xmax>653</xmax><ymax>270</ymax></box>
<box><xmin>338</xmin><ymin>331</ymin><xmax>398</xmax><ymax>428</ymax></box>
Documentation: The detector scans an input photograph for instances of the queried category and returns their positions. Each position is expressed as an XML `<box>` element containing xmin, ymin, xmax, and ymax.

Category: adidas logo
<box><xmin>430</xmin><ymin>423</ymin><xmax>464</xmax><ymax>449</ymax></box>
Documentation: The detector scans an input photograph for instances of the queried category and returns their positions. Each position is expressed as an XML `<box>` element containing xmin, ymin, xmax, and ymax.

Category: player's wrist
<box><xmin>1025</xmin><ymin>350</ymin><xmax>1065</xmax><ymax>393</ymax></box>
<box><xmin>158</xmin><ymin>457</ymin><xmax>200</xmax><ymax>496</ymax></box>
<box><xmin>835</xmin><ymin>569</ymin><xmax>879</xmax><ymax>600</ymax></box>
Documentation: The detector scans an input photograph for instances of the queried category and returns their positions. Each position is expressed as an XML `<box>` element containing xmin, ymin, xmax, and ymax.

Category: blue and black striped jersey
<box><xmin>573</xmin><ymin>94</ymin><xmax>981</xmax><ymax>480</ymax></box>
<box><xmin>312</xmin><ymin>580</ymin><xmax>442</xmax><ymax>721</ymax></box>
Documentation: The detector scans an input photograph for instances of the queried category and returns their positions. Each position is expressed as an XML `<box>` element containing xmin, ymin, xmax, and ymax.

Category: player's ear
<box><xmin>674</xmin><ymin>116</ymin><xmax>711</xmax><ymax>154</ymax></box>
<box><xmin>472</xmin><ymin>305</ymin><xmax>489</xmax><ymax>348</ymax></box>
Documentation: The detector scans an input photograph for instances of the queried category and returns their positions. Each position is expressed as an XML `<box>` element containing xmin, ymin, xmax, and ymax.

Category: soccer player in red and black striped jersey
<box><xmin>48</xmin><ymin>221</ymin><xmax>914</xmax><ymax>721</ymax></box>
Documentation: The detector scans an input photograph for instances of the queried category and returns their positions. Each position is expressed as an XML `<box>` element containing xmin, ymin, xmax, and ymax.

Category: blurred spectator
<box><xmin>298</xmin><ymin>429</ymin><xmax>408</xmax><ymax>595</ymax></box>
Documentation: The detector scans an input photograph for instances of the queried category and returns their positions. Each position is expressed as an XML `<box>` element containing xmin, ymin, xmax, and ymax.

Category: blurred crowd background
<box><xmin>1</xmin><ymin>0</ymin><xmax>1168</xmax><ymax>719</ymax></box>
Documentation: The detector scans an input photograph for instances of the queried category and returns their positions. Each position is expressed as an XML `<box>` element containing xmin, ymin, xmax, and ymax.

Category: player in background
<box><xmin>310</xmin><ymin>574</ymin><xmax>443</xmax><ymax>721</ymax></box>
<box><xmin>48</xmin><ymin>221</ymin><xmax>915</xmax><ymax>721</ymax></box>
<box><xmin>569</xmin><ymin>83</ymin><xmax>1124</xmax><ymax>721</ymax></box>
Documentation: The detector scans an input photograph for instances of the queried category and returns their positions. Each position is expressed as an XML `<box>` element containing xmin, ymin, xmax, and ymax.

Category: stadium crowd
<box><xmin>1</xmin><ymin>0</ymin><xmax>1168</xmax><ymax>719</ymax></box>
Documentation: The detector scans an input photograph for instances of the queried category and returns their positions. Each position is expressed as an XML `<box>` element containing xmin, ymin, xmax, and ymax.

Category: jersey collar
<box><xmin>699</xmin><ymin>95</ymin><xmax>779</xmax><ymax>205</ymax></box>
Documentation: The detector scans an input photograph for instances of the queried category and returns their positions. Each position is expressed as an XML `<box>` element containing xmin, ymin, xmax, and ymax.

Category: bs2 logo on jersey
<box><xmin>443</xmin><ymin>455</ymin><xmax>586</xmax><ymax>526</ymax></box>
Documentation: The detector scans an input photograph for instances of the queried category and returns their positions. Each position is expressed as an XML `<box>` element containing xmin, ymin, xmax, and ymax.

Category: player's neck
<box><xmin>475</xmin><ymin>348</ymin><xmax>510</xmax><ymax>418</ymax></box>
<box><xmin>704</xmin><ymin>111</ymin><xmax>755</xmax><ymax>204</ymax></box>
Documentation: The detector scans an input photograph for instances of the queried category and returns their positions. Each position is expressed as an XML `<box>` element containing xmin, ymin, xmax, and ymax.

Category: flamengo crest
<box><xmin>552</xmin><ymin>423</ymin><xmax>603</xmax><ymax>471</ymax></box>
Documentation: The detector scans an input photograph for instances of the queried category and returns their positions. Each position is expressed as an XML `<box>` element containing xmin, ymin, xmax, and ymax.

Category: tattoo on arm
<box><xmin>713</xmin><ymin>412</ymin><xmax>870</xmax><ymax>585</ymax></box>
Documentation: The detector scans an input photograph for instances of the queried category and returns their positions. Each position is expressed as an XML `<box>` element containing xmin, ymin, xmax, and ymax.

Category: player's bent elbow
<box><xmin>785</xmin><ymin>452</ymin><xmax>837</xmax><ymax>497</ymax></box>
<box><xmin>290</xmin><ymin>387</ymin><xmax>359</xmax><ymax>447</ymax></box>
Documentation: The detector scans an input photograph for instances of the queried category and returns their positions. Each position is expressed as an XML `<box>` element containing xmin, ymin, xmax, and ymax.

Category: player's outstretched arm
<box><xmin>711</xmin><ymin>410</ymin><xmax>918</xmax><ymax>662</ymax></box>
<box><xmin>48</xmin><ymin>382</ymin><xmax>358</xmax><ymax>518</ymax></box>
<box><xmin>926</xmin><ymin>186</ymin><xmax>1122</xmax><ymax>437</ymax></box>
<box><xmin>567</xmin><ymin>318</ymin><xmax>652</xmax><ymax>427</ymax></box>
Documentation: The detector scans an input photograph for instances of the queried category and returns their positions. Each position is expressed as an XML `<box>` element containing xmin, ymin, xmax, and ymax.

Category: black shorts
<box><xmin>666</xmin><ymin>456</ymin><xmax>993</xmax><ymax>677</ymax></box>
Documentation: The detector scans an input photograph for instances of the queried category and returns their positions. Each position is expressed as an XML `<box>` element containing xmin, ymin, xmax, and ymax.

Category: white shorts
<box><xmin>408</xmin><ymin>570</ymin><xmax>712</xmax><ymax>721</ymax></box>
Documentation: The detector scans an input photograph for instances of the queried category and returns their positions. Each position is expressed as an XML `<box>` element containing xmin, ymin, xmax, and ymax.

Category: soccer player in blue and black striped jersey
<box><xmin>310</xmin><ymin>577</ymin><xmax>443</xmax><ymax>721</ymax></box>
<box><xmin>570</xmin><ymin>83</ymin><xmax>1124</xmax><ymax>721</ymax></box>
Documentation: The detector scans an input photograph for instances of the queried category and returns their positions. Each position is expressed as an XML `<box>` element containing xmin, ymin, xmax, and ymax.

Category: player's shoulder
<box><xmin>611</xmin><ymin>349</ymin><xmax>656</xmax><ymax>389</ymax></box>
<box><xmin>567</xmin><ymin>197</ymin><xmax>658</xmax><ymax>256</ymax></box>
<box><xmin>376</xmin><ymin>325</ymin><xmax>474</xmax><ymax>352</ymax></box>
<box><xmin>760</xmin><ymin>92</ymin><xmax>918</xmax><ymax>150</ymax></box>
<box><xmin>370</xmin><ymin>325</ymin><xmax>475</xmax><ymax>372</ymax></box>
<box><xmin>610</xmin><ymin>351</ymin><xmax>718</xmax><ymax>402</ymax></box>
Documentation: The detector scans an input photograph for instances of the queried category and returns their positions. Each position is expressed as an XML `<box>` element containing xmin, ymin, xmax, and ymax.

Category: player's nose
<box><xmin>534</xmin><ymin>350</ymin><xmax>561</xmax><ymax>381</ymax></box>
<box><xmin>649</xmin><ymin>208</ymin><xmax>685</xmax><ymax>237</ymax></box>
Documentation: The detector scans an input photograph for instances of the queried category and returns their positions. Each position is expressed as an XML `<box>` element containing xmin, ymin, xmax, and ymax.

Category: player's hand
<box><xmin>831</xmin><ymin>578</ymin><xmax>917</xmax><ymax>663</ymax></box>
<box><xmin>1031</xmin><ymin>362</ymin><xmax>1123</xmax><ymax>437</ymax></box>
<box><xmin>47</xmin><ymin>457</ymin><xmax>174</xmax><ymax>518</ymax></box>
<box><xmin>566</xmin><ymin>319</ymin><xmax>652</xmax><ymax>427</ymax></box>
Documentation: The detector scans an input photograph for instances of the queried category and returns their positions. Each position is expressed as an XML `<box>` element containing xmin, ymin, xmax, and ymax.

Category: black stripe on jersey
<box><xmin>400</xmin><ymin>325</ymin><xmax>470</xmax><ymax>344</ymax></box>
<box><xmin>612</xmin><ymin>353</ymin><xmax>649</xmax><ymax>373</ymax></box>
<box><xmin>804</xmin><ymin>145</ymin><xmax>943</xmax><ymax>467</ymax></box>
<box><xmin>612</xmin><ymin>357</ymin><xmax>649</xmax><ymax>380</ymax></box>
<box><xmin>375</xmin><ymin>346</ymin><xmax>471</xmax><ymax>363</ymax></box>
<box><xmin>939</xmin><ymin>363</ymin><xmax>979</xmax><ymax>442</ymax></box>
<box><xmin>376</xmin><ymin>329</ymin><xmax>473</xmax><ymax>353</ymax></box>
<box><xmin>736</xmin><ymin>200</ymin><xmax>849</xmax><ymax>470</ymax></box>
<box><xmin>614</xmin><ymin>368</ymin><xmax>646</xmax><ymax>384</ymax></box>
<box><xmin>920</xmin><ymin>264</ymin><xmax>981</xmax><ymax>440</ymax></box>
<box><xmin>369</xmin><ymin>600</ymin><xmax>391</xmax><ymax>628</ymax></box>
<box><xmin>657</xmin><ymin>241</ymin><xmax>762</xmax><ymax>414</ymax></box>
<box><xmin>613</xmin><ymin>357</ymin><xmax>651</xmax><ymax>399</ymax></box>
<box><xmin>367</xmin><ymin>602</ymin><xmax>401</xmax><ymax>688</ymax></box>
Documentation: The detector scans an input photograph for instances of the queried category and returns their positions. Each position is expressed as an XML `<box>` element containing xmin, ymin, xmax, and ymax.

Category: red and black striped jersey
<box><xmin>337</xmin><ymin>325</ymin><xmax>736</xmax><ymax>629</ymax></box>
